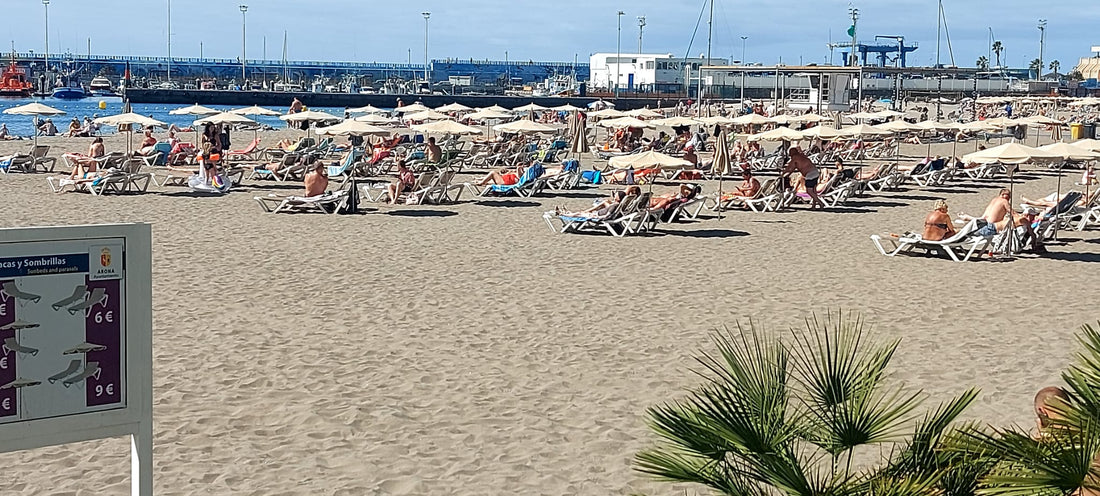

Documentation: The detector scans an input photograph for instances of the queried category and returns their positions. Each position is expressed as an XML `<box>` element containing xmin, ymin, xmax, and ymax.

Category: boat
<box><xmin>88</xmin><ymin>76</ymin><xmax>115</xmax><ymax>96</ymax></box>
<box><xmin>0</xmin><ymin>58</ymin><xmax>33</xmax><ymax>97</ymax></box>
<box><xmin>52</xmin><ymin>72</ymin><xmax>86</xmax><ymax>100</ymax></box>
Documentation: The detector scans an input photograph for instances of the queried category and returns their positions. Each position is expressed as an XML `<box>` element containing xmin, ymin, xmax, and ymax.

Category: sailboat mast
<box><xmin>936</xmin><ymin>0</ymin><xmax>942</xmax><ymax>67</ymax></box>
<box><xmin>282</xmin><ymin>31</ymin><xmax>288</xmax><ymax>82</ymax></box>
<box><xmin>702</xmin><ymin>0</ymin><xmax>713</xmax><ymax>99</ymax></box>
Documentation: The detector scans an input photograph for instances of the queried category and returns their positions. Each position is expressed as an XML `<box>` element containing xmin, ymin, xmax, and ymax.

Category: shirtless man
<box><xmin>781</xmin><ymin>146</ymin><xmax>824</xmax><ymax>209</ymax></box>
<box><xmin>425</xmin><ymin>137</ymin><xmax>442</xmax><ymax>163</ymax></box>
<box><xmin>719</xmin><ymin>170</ymin><xmax>762</xmax><ymax>204</ymax></box>
<box><xmin>303</xmin><ymin>162</ymin><xmax>329</xmax><ymax>197</ymax></box>
<box><xmin>1034</xmin><ymin>386</ymin><xmax>1070</xmax><ymax>436</ymax></box>
<box><xmin>964</xmin><ymin>188</ymin><xmax>1022</xmax><ymax>237</ymax></box>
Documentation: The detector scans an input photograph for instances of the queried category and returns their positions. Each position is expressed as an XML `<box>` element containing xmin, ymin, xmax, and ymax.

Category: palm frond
<box><xmin>888</xmin><ymin>388</ymin><xmax>981</xmax><ymax>476</ymax></box>
<box><xmin>966</xmin><ymin>423</ymin><xmax>1100</xmax><ymax>496</ymax></box>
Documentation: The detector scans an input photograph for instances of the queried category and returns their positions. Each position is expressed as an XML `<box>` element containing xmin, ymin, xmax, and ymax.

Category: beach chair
<box><xmin>479</xmin><ymin>163</ymin><xmax>545</xmax><ymax>197</ymax></box>
<box><xmin>263</xmin><ymin>137</ymin><xmax>313</xmax><ymax>160</ymax></box>
<box><xmin>48</xmin><ymin>360</ymin><xmax>82</xmax><ymax>384</ymax></box>
<box><xmin>62</xmin><ymin>361</ymin><xmax>101</xmax><ymax>387</ymax></box>
<box><xmin>870</xmin><ymin>219</ymin><xmax>993</xmax><ymax>262</ymax></box>
<box><xmin>67</xmin><ymin>287</ymin><xmax>107</xmax><ymax>316</ymax></box>
<box><xmin>744</xmin><ymin>179</ymin><xmax>782</xmax><ymax>212</ymax></box>
<box><xmin>226</xmin><ymin>138</ymin><xmax>262</xmax><ymax>162</ymax></box>
<box><xmin>0</xmin><ymin>378</ymin><xmax>41</xmax><ymax>390</ymax></box>
<box><xmin>63</xmin><ymin>342</ymin><xmax>107</xmax><ymax>355</ymax></box>
<box><xmin>3</xmin><ymin>337</ymin><xmax>38</xmax><ymax>357</ymax></box>
<box><xmin>1</xmin><ymin>281</ymin><xmax>41</xmax><ymax>304</ymax></box>
<box><xmin>820</xmin><ymin>180</ymin><xmax>857</xmax><ymax>207</ymax></box>
<box><xmin>863</xmin><ymin>163</ymin><xmax>900</xmax><ymax>192</ymax></box>
<box><xmin>0</xmin><ymin>320</ymin><xmax>40</xmax><ymax>331</ymax></box>
<box><xmin>254</xmin><ymin>190</ymin><xmax>348</xmax><ymax>214</ymax></box>
<box><xmin>544</xmin><ymin>197</ymin><xmax>629</xmax><ymax>234</ymax></box>
<box><xmin>0</xmin><ymin>144</ymin><xmax>55</xmax><ymax>173</ymax></box>
<box><xmin>1031</xmin><ymin>192</ymin><xmax>1085</xmax><ymax>240</ymax></box>
<box><xmin>711</xmin><ymin>178</ymin><xmax>774</xmax><ymax>211</ymax></box>
<box><xmin>326</xmin><ymin>148</ymin><xmax>364</xmax><ymax>185</ymax></box>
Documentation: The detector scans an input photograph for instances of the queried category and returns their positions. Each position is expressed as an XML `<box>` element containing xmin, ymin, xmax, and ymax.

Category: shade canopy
<box><xmin>465</xmin><ymin>109</ymin><xmax>514</xmax><ymax>121</ymax></box>
<box><xmin>839</xmin><ymin>123</ymin><xmax>894</xmax><ymax>138</ymax></box>
<box><xmin>791</xmin><ymin>113</ymin><xmax>829</xmax><ymax>123</ymax></box>
<box><xmin>962</xmin><ymin>142</ymin><xmax>1061</xmax><ymax>165</ymax></box>
<box><xmin>169</xmin><ymin>104</ymin><xmax>220</xmax><ymax>116</ymax></box>
<box><xmin>403</xmin><ymin>110</ymin><xmax>451</xmax><ymax>121</ymax></box>
<box><xmin>730</xmin><ymin>113</ymin><xmax>772</xmax><ymax>125</ymax></box>
<box><xmin>94</xmin><ymin>112</ymin><xmax>166</xmax><ymax>128</ymax></box>
<box><xmin>958</xmin><ymin>120</ymin><xmax>998</xmax><ymax>132</ymax></box>
<box><xmin>588</xmin><ymin>108</ymin><xmax>625</xmax><ymax>119</ymax></box>
<box><xmin>552</xmin><ymin>104</ymin><xmax>583</xmax><ymax>112</ymax></box>
<box><xmin>1037</xmin><ymin>142</ymin><xmax>1100</xmax><ymax>161</ymax></box>
<box><xmin>315</xmin><ymin>120</ymin><xmax>391</xmax><ymax>136</ymax></box>
<box><xmin>695</xmin><ymin>115</ymin><xmax>737</xmax><ymax>126</ymax></box>
<box><xmin>769</xmin><ymin>114</ymin><xmax>798</xmax><ymax>125</ymax></box>
<box><xmin>983</xmin><ymin>116</ymin><xmax>1022</xmax><ymax>128</ymax></box>
<box><xmin>492</xmin><ymin>120</ymin><xmax>558</xmax><ymax>134</ymax></box>
<box><xmin>874</xmin><ymin>120</ymin><xmax>922</xmax><ymax>133</ymax></box>
<box><xmin>915</xmin><ymin>120</ymin><xmax>960</xmax><ymax>131</ymax></box>
<box><xmin>354</xmin><ymin>114</ymin><xmax>397</xmax><ymax>124</ymax></box>
<box><xmin>435</xmin><ymin>103</ymin><xmax>472</xmax><ymax>113</ymax></box>
<box><xmin>478</xmin><ymin>104</ymin><xmax>511</xmax><ymax>113</ymax></box>
<box><xmin>1019</xmin><ymin>115</ymin><xmax>1063</xmax><ymax>126</ymax></box>
<box><xmin>410</xmin><ymin>119</ymin><xmax>483</xmax><ymax>135</ymax></box>
<box><xmin>394</xmin><ymin>103</ymin><xmax>431</xmax><ymax>113</ymax></box>
<box><xmin>229</xmin><ymin>105</ymin><xmax>281</xmax><ymax>116</ymax></box>
<box><xmin>194</xmin><ymin>112</ymin><xmax>258</xmax><ymax>126</ymax></box>
<box><xmin>597</xmin><ymin>116</ymin><xmax>654</xmax><ymax>129</ymax></box>
<box><xmin>747</xmin><ymin>127</ymin><xmax>805</xmax><ymax>142</ymax></box>
<box><xmin>651</xmin><ymin>116</ymin><xmax>700</xmax><ymax>127</ymax></box>
<box><xmin>346</xmin><ymin>104</ymin><xmax>388</xmax><ymax>114</ymax></box>
<box><xmin>279</xmin><ymin>110</ymin><xmax>341</xmax><ymax>123</ymax></box>
<box><xmin>512</xmin><ymin>103</ymin><xmax>547</xmax><ymax>112</ymax></box>
<box><xmin>3</xmin><ymin>102</ymin><xmax>65</xmax><ymax>116</ymax></box>
<box><xmin>624</xmin><ymin>108</ymin><xmax>664</xmax><ymax>119</ymax></box>
<box><xmin>608</xmin><ymin>150</ymin><xmax>691</xmax><ymax>169</ymax></box>
<box><xmin>799</xmin><ymin>126</ymin><xmax>844</xmax><ymax>139</ymax></box>
<box><xmin>1070</xmin><ymin>138</ymin><xmax>1100</xmax><ymax>151</ymax></box>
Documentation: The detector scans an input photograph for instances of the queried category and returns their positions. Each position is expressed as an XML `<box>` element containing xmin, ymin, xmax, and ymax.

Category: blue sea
<box><xmin>0</xmin><ymin>96</ymin><xmax>355</xmax><ymax>137</ymax></box>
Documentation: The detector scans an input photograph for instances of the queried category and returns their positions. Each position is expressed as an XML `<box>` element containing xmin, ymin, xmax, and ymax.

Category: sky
<box><xmin>3</xmin><ymin>0</ymin><xmax>1097</xmax><ymax>71</ymax></box>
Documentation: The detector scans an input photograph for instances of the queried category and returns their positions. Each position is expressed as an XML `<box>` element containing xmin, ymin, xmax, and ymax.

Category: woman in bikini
<box><xmin>922</xmin><ymin>199</ymin><xmax>956</xmax><ymax>241</ymax></box>
<box><xmin>65</xmin><ymin>137</ymin><xmax>107</xmax><ymax>179</ymax></box>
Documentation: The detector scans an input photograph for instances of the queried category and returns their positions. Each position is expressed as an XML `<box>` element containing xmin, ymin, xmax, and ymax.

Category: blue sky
<box><xmin>3</xmin><ymin>0</ymin><xmax>1096</xmax><ymax>70</ymax></box>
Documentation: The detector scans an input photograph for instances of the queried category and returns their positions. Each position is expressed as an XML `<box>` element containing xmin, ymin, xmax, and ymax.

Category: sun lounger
<box><xmin>62</xmin><ymin>342</ymin><xmax>107</xmax><ymax>355</ymax></box>
<box><xmin>67</xmin><ymin>287</ymin><xmax>107</xmax><ymax>315</ymax></box>
<box><xmin>479</xmin><ymin>163</ymin><xmax>546</xmax><ymax>198</ymax></box>
<box><xmin>870</xmin><ymin>219</ymin><xmax>993</xmax><ymax>262</ymax></box>
<box><xmin>226</xmin><ymin>138</ymin><xmax>262</xmax><ymax>162</ymax></box>
<box><xmin>254</xmin><ymin>190</ymin><xmax>349</xmax><ymax>214</ymax></box>
<box><xmin>48</xmin><ymin>359</ymin><xmax>82</xmax><ymax>384</ymax></box>
<box><xmin>0</xmin><ymin>145</ymin><xmax>55</xmax><ymax>173</ymax></box>
<box><xmin>0</xmin><ymin>320</ymin><xmax>39</xmax><ymax>331</ymax></box>
<box><xmin>2</xmin><ymin>281</ymin><xmax>41</xmax><ymax>304</ymax></box>
<box><xmin>3</xmin><ymin>337</ymin><xmax>38</xmax><ymax>357</ymax></box>
<box><xmin>62</xmin><ymin>361</ymin><xmax>101</xmax><ymax>387</ymax></box>
<box><xmin>1</xmin><ymin>378</ymin><xmax>41</xmax><ymax>390</ymax></box>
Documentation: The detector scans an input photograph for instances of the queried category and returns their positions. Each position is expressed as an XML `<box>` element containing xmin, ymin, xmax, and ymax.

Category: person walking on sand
<box><xmin>781</xmin><ymin>146</ymin><xmax>824</xmax><ymax>209</ymax></box>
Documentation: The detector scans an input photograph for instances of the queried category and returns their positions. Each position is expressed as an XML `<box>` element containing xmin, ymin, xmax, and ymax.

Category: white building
<box><xmin>590</xmin><ymin>53</ymin><xmax>729</xmax><ymax>93</ymax></box>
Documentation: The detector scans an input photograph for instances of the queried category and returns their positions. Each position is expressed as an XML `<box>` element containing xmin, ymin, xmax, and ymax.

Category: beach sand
<box><xmin>0</xmin><ymin>128</ymin><xmax>1098</xmax><ymax>495</ymax></box>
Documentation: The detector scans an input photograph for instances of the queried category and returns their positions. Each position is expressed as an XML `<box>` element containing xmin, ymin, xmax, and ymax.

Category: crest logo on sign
<box><xmin>100</xmin><ymin>248</ymin><xmax>111</xmax><ymax>268</ymax></box>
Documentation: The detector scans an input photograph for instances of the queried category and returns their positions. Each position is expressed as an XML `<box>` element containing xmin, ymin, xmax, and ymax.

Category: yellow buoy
<box><xmin>98</xmin><ymin>101</ymin><xmax>107</xmax><ymax>110</ymax></box>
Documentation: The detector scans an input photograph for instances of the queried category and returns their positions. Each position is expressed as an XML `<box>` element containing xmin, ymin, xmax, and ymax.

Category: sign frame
<box><xmin>0</xmin><ymin>223</ymin><xmax>152</xmax><ymax>496</ymax></box>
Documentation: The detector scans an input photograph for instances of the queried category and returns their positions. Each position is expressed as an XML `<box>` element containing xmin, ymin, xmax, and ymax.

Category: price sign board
<box><xmin>0</xmin><ymin>224</ymin><xmax>151</xmax><ymax>496</ymax></box>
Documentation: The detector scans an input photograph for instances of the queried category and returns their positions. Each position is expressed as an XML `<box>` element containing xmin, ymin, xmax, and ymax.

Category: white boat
<box><xmin>88</xmin><ymin>76</ymin><xmax>115</xmax><ymax>96</ymax></box>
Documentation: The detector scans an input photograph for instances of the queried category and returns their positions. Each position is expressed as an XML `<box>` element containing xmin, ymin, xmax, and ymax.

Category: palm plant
<box><xmin>992</xmin><ymin>41</ymin><xmax>1004</xmax><ymax>68</ymax></box>
<box><xmin>958</xmin><ymin>322</ymin><xmax>1100</xmax><ymax>495</ymax></box>
<box><xmin>636</xmin><ymin>311</ymin><xmax>980</xmax><ymax>496</ymax></box>
<box><xmin>1049</xmin><ymin>60</ymin><xmax>1061</xmax><ymax>75</ymax></box>
<box><xmin>977</xmin><ymin>56</ymin><xmax>990</xmax><ymax>71</ymax></box>
<box><xmin>1029</xmin><ymin>59</ymin><xmax>1043</xmax><ymax>79</ymax></box>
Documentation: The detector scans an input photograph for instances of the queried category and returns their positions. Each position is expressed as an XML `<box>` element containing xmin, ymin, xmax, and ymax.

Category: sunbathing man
<box><xmin>425</xmin><ymin>137</ymin><xmax>442</xmax><ymax>163</ymax></box>
<box><xmin>1022</xmin><ymin>191</ymin><xmax>1093</xmax><ymax>210</ymax></box>
<box><xmin>718</xmin><ymin>170</ymin><xmax>762</xmax><ymax>205</ymax></box>
<box><xmin>922</xmin><ymin>200</ymin><xmax>957</xmax><ymax>241</ymax></box>
<box><xmin>304</xmin><ymin>162</ymin><xmax>329</xmax><ymax>197</ymax></box>
<box><xmin>958</xmin><ymin>188</ymin><xmax>1024</xmax><ymax>237</ymax></box>
<box><xmin>65</xmin><ymin>137</ymin><xmax>106</xmax><ymax>178</ymax></box>
<box><xmin>554</xmin><ymin>187</ymin><xmax>637</xmax><ymax>218</ymax></box>
<box><xmin>649</xmin><ymin>184</ymin><xmax>700</xmax><ymax>211</ymax></box>
<box><xmin>138</xmin><ymin>129</ymin><xmax>158</xmax><ymax>156</ymax></box>
<box><xmin>475</xmin><ymin>162</ymin><xmax>528</xmax><ymax>187</ymax></box>
<box><xmin>386</xmin><ymin>160</ymin><xmax>416</xmax><ymax>204</ymax></box>
<box><xmin>781</xmin><ymin>146</ymin><xmax>824</xmax><ymax>209</ymax></box>
<box><xmin>1034</xmin><ymin>386</ymin><xmax>1071</xmax><ymax>438</ymax></box>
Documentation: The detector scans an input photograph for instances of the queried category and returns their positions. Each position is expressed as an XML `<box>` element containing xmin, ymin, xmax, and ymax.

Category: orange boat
<box><xmin>0</xmin><ymin>58</ymin><xmax>34</xmax><ymax>97</ymax></box>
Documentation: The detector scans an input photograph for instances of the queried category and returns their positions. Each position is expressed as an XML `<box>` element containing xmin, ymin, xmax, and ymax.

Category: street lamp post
<box><xmin>422</xmin><ymin>12</ymin><xmax>431</xmax><ymax>84</ymax></box>
<box><xmin>1038</xmin><ymin>19</ymin><xmax>1047</xmax><ymax>80</ymax></box>
<box><xmin>637</xmin><ymin>16</ymin><xmax>645</xmax><ymax>54</ymax></box>
<box><xmin>42</xmin><ymin>0</ymin><xmax>49</xmax><ymax>92</ymax></box>
<box><xmin>239</xmin><ymin>5</ymin><xmax>248</xmax><ymax>85</ymax></box>
<box><xmin>166</xmin><ymin>0</ymin><xmax>172</xmax><ymax>84</ymax></box>
<box><xmin>740</xmin><ymin>36</ymin><xmax>748</xmax><ymax>103</ymax></box>
<box><xmin>616</xmin><ymin>10</ymin><xmax>624</xmax><ymax>98</ymax></box>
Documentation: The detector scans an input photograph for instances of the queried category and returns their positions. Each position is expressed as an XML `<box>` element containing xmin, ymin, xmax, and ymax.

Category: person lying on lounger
<box><xmin>475</xmin><ymin>162</ymin><xmax>530</xmax><ymax>186</ymax></box>
<box><xmin>648</xmin><ymin>184</ymin><xmax>700</xmax><ymax>211</ymax></box>
<box><xmin>957</xmin><ymin>188</ymin><xmax>1026</xmax><ymax>237</ymax></box>
<box><xmin>921</xmin><ymin>200</ymin><xmax>957</xmax><ymax>241</ymax></box>
<box><xmin>717</xmin><ymin>170</ymin><xmax>761</xmax><ymax>204</ymax></box>
<box><xmin>65</xmin><ymin>137</ymin><xmax>106</xmax><ymax>178</ymax></box>
<box><xmin>553</xmin><ymin>187</ymin><xmax>638</xmax><ymax>218</ymax></box>
<box><xmin>304</xmin><ymin>162</ymin><xmax>329</xmax><ymax>197</ymax></box>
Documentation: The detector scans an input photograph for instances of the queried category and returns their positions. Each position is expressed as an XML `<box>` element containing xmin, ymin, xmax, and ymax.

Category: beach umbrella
<box><xmin>651</xmin><ymin>116</ymin><xmax>700</xmax><ymax>127</ymax></box>
<box><xmin>1037</xmin><ymin>142</ymin><xmax>1100</xmax><ymax>161</ymax></box>
<box><xmin>962</xmin><ymin>142</ymin><xmax>1060</xmax><ymax>165</ymax></box>
<box><xmin>625</xmin><ymin>108</ymin><xmax>664</xmax><ymax>119</ymax></box>
<box><xmin>838</xmin><ymin>123</ymin><xmax>894</xmax><ymax>138</ymax></box>
<box><xmin>588</xmin><ymin>108</ymin><xmax>625</xmax><ymax>119</ymax></box>
<box><xmin>713</xmin><ymin>126</ymin><xmax>734</xmax><ymax>180</ymax></box>
<box><xmin>465</xmin><ymin>109</ymin><xmax>514</xmax><ymax>121</ymax></box>
<box><xmin>747</xmin><ymin>127</ymin><xmax>804</xmax><ymax>142</ymax></box>
<box><xmin>3</xmin><ymin>102</ymin><xmax>65</xmax><ymax>147</ymax></box>
<box><xmin>1071</xmin><ymin>138</ymin><xmax>1100</xmax><ymax>151</ymax></box>
<box><xmin>230</xmin><ymin>105</ymin><xmax>281</xmax><ymax>116</ymax></box>
<box><xmin>411</xmin><ymin>119</ymin><xmax>483</xmax><ymax>135</ymax></box>
<box><xmin>552</xmin><ymin>104</ymin><xmax>582</xmax><ymax>112</ymax></box>
<box><xmin>478</xmin><ymin>104</ymin><xmax>511</xmax><ymax>113</ymax></box>
<box><xmin>791</xmin><ymin>113</ymin><xmax>829</xmax><ymax>123</ymax></box>
<box><xmin>730</xmin><ymin>113</ymin><xmax>772</xmax><ymax>125</ymax></box>
<box><xmin>874</xmin><ymin>120</ymin><xmax>921</xmax><ymax>133</ymax></box>
<box><xmin>983</xmin><ymin>116</ymin><xmax>1021</xmax><ymax>129</ymax></box>
<box><xmin>403</xmin><ymin>110</ymin><xmax>451</xmax><ymax>122</ymax></box>
<box><xmin>512</xmin><ymin>103</ymin><xmax>547</xmax><ymax>113</ymax></box>
<box><xmin>607</xmin><ymin>150</ymin><xmax>690</xmax><ymax>169</ymax></box>
<box><xmin>346</xmin><ymin>104</ymin><xmax>388</xmax><ymax>114</ymax></box>
<box><xmin>848</xmin><ymin>111</ymin><xmax>879</xmax><ymax>120</ymax></box>
<box><xmin>435</xmin><ymin>102</ymin><xmax>472</xmax><ymax>113</ymax></box>
<box><xmin>316</xmin><ymin>120</ymin><xmax>390</xmax><ymax>136</ymax></box>
<box><xmin>394</xmin><ymin>102</ymin><xmax>431</xmax><ymax>113</ymax></box>
<box><xmin>870</xmin><ymin>109</ymin><xmax>905</xmax><ymax>119</ymax></box>
<box><xmin>958</xmin><ymin>120</ymin><xmax>998</xmax><ymax>132</ymax></box>
<box><xmin>194</xmin><ymin>112</ymin><xmax>257</xmax><ymax>126</ymax></box>
<box><xmin>696</xmin><ymin>115</ymin><xmax>736</xmax><ymax>126</ymax></box>
<box><xmin>597</xmin><ymin>116</ymin><xmax>654</xmax><ymax>129</ymax></box>
<box><xmin>354</xmin><ymin>113</ymin><xmax>397</xmax><ymax>125</ymax></box>
<box><xmin>169</xmin><ymin>103</ymin><xmax>219</xmax><ymax>116</ymax></box>
<box><xmin>1021</xmin><ymin>115</ymin><xmax>1063</xmax><ymax>126</ymax></box>
<box><xmin>94</xmin><ymin>113</ymin><xmax>167</xmax><ymax>154</ymax></box>
<box><xmin>915</xmin><ymin>120</ymin><xmax>958</xmax><ymax>131</ymax></box>
<box><xmin>770</xmin><ymin>114</ymin><xmax>798</xmax><ymax>125</ymax></box>
<box><xmin>492</xmin><ymin>120</ymin><xmax>558</xmax><ymax>134</ymax></box>
<box><xmin>569</xmin><ymin>113</ymin><xmax>589</xmax><ymax>157</ymax></box>
<box><xmin>279</xmin><ymin>110</ymin><xmax>340</xmax><ymax>123</ymax></box>
<box><xmin>799</xmin><ymin>126</ymin><xmax>844</xmax><ymax>139</ymax></box>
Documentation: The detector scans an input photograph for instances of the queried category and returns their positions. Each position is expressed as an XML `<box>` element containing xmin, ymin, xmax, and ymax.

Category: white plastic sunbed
<box><xmin>870</xmin><ymin>219</ymin><xmax>993</xmax><ymax>262</ymax></box>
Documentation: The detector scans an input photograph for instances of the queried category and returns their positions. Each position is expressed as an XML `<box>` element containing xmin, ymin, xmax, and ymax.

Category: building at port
<box><xmin>588</xmin><ymin>53</ymin><xmax>728</xmax><ymax>93</ymax></box>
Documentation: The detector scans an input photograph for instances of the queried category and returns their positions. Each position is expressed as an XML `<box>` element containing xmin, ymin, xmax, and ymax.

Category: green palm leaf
<box><xmin>966</xmin><ymin>423</ymin><xmax>1100</xmax><ymax>496</ymax></box>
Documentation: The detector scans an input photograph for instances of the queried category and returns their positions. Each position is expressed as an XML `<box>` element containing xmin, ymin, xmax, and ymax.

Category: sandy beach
<box><xmin>0</xmin><ymin>127</ymin><xmax>1098</xmax><ymax>495</ymax></box>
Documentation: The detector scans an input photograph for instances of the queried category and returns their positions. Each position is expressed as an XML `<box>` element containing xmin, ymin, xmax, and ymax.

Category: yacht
<box><xmin>88</xmin><ymin>76</ymin><xmax>115</xmax><ymax>96</ymax></box>
<box><xmin>51</xmin><ymin>73</ymin><xmax>86</xmax><ymax>100</ymax></box>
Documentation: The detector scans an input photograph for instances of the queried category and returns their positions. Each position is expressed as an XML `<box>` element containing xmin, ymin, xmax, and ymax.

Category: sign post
<box><xmin>0</xmin><ymin>223</ymin><xmax>152</xmax><ymax>496</ymax></box>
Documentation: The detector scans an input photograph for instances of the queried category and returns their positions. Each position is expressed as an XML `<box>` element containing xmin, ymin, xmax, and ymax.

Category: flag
<box><xmin>847</xmin><ymin>25</ymin><xmax>856</xmax><ymax>37</ymax></box>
